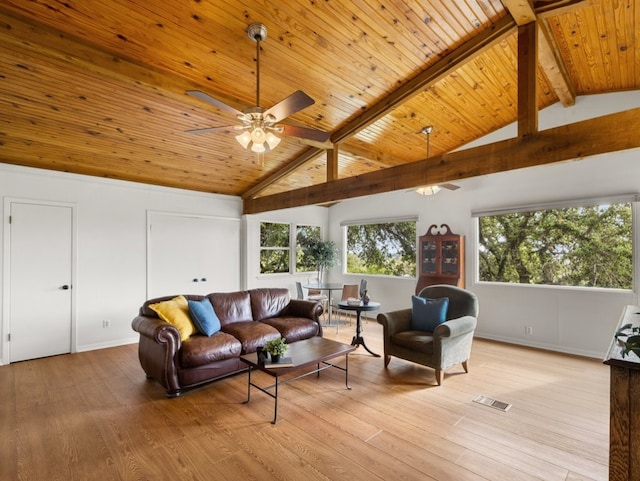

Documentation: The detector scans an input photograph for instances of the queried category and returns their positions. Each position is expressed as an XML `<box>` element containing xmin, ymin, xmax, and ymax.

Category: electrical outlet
<box><xmin>525</xmin><ymin>325</ymin><xmax>533</xmax><ymax>335</ymax></box>
<box><xmin>103</xmin><ymin>320</ymin><xmax>111</xmax><ymax>328</ymax></box>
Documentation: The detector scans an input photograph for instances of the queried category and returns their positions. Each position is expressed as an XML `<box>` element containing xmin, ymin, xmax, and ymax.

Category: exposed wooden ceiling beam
<box><xmin>503</xmin><ymin>0</ymin><xmax>537</xmax><ymax>24</ymax></box>
<box><xmin>243</xmin><ymin>15</ymin><xmax>516</xmax><ymax>199</ymax></box>
<box><xmin>243</xmin><ymin>107</ymin><xmax>640</xmax><ymax>214</ymax></box>
<box><xmin>329</xmin><ymin>15</ymin><xmax>516</xmax><ymax>145</ymax></box>
<box><xmin>241</xmin><ymin>147</ymin><xmax>325</xmax><ymax>199</ymax></box>
<box><xmin>518</xmin><ymin>22</ymin><xmax>539</xmax><ymax>137</ymax></box>
<box><xmin>243</xmin><ymin>0</ymin><xmax>585</xmax><ymax>201</ymax></box>
<box><xmin>327</xmin><ymin>148</ymin><xmax>339</xmax><ymax>182</ymax></box>
<box><xmin>504</xmin><ymin>0</ymin><xmax>576</xmax><ymax>107</ymax></box>
<box><xmin>537</xmin><ymin>19</ymin><xmax>576</xmax><ymax>106</ymax></box>
<box><xmin>534</xmin><ymin>0</ymin><xmax>594</xmax><ymax>18</ymax></box>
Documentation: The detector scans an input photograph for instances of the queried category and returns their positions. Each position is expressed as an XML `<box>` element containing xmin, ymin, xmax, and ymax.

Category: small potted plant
<box><xmin>264</xmin><ymin>337</ymin><xmax>288</xmax><ymax>363</ymax></box>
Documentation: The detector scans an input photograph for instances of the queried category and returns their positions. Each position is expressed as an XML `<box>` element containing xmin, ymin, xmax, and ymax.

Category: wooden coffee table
<box><xmin>239</xmin><ymin>337</ymin><xmax>356</xmax><ymax>424</ymax></box>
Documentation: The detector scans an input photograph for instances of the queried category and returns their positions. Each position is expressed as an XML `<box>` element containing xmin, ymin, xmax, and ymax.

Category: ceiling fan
<box><xmin>186</xmin><ymin>22</ymin><xmax>330</xmax><ymax>153</ymax></box>
<box><xmin>415</xmin><ymin>126</ymin><xmax>460</xmax><ymax>195</ymax></box>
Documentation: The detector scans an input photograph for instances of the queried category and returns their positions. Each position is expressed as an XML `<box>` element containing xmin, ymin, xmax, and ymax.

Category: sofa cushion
<box><xmin>250</xmin><ymin>288</ymin><xmax>290</xmax><ymax>321</ymax></box>
<box><xmin>411</xmin><ymin>296</ymin><xmax>449</xmax><ymax>332</ymax></box>
<box><xmin>260</xmin><ymin>316</ymin><xmax>320</xmax><ymax>342</ymax></box>
<box><xmin>148</xmin><ymin>295</ymin><xmax>195</xmax><ymax>341</ymax></box>
<box><xmin>188</xmin><ymin>298</ymin><xmax>221</xmax><ymax>336</ymax></box>
<box><xmin>392</xmin><ymin>330</ymin><xmax>435</xmax><ymax>353</ymax></box>
<box><xmin>221</xmin><ymin>321</ymin><xmax>281</xmax><ymax>354</ymax></box>
<box><xmin>180</xmin><ymin>331</ymin><xmax>242</xmax><ymax>368</ymax></box>
<box><xmin>208</xmin><ymin>291</ymin><xmax>253</xmax><ymax>325</ymax></box>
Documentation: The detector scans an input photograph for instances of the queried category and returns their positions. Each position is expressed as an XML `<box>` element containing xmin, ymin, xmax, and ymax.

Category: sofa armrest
<box><xmin>132</xmin><ymin>315</ymin><xmax>182</xmax><ymax>347</ymax></box>
<box><xmin>286</xmin><ymin>299</ymin><xmax>324</xmax><ymax>321</ymax></box>
<box><xmin>434</xmin><ymin>315</ymin><xmax>477</xmax><ymax>338</ymax></box>
<box><xmin>131</xmin><ymin>315</ymin><xmax>182</xmax><ymax>396</ymax></box>
<box><xmin>377</xmin><ymin>308</ymin><xmax>412</xmax><ymax>336</ymax></box>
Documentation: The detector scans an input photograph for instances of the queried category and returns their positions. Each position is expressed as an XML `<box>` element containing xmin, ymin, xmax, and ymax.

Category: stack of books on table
<box><xmin>264</xmin><ymin>356</ymin><xmax>294</xmax><ymax>368</ymax></box>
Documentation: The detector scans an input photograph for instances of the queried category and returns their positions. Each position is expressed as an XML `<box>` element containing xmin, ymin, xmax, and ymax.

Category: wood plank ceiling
<box><xmin>0</xmin><ymin>0</ymin><xmax>638</xmax><ymax>214</ymax></box>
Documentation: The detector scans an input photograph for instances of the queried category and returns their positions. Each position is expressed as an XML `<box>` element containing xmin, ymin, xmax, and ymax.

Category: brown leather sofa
<box><xmin>132</xmin><ymin>288</ymin><xmax>324</xmax><ymax>397</ymax></box>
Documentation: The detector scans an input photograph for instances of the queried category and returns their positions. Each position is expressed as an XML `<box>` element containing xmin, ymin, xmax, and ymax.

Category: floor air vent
<box><xmin>473</xmin><ymin>395</ymin><xmax>512</xmax><ymax>412</ymax></box>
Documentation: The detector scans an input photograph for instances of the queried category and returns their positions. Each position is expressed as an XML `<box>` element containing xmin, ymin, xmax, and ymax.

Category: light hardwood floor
<box><xmin>0</xmin><ymin>317</ymin><xmax>610</xmax><ymax>481</ymax></box>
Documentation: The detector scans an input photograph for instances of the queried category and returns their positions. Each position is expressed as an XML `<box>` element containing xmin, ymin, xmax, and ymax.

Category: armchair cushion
<box><xmin>188</xmin><ymin>298</ymin><xmax>221</xmax><ymax>336</ymax></box>
<box><xmin>392</xmin><ymin>331</ymin><xmax>435</xmax><ymax>353</ymax></box>
<box><xmin>411</xmin><ymin>295</ymin><xmax>449</xmax><ymax>332</ymax></box>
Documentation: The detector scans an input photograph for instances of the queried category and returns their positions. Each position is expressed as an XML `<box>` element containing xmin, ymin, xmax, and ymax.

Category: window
<box><xmin>260</xmin><ymin>222</ymin><xmax>289</xmax><ymax>274</ymax></box>
<box><xmin>296</xmin><ymin>225</ymin><xmax>321</xmax><ymax>272</ymax></box>
<box><xmin>344</xmin><ymin>218</ymin><xmax>417</xmax><ymax>277</ymax></box>
<box><xmin>476</xmin><ymin>198</ymin><xmax>633</xmax><ymax>289</ymax></box>
<box><xmin>259</xmin><ymin>222</ymin><xmax>321</xmax><ymax>274</ymax></box>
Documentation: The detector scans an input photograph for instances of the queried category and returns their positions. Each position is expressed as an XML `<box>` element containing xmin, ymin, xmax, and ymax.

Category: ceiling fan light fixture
<box><xmin>265</xmin><ymin>132</ymin><xmax>281</xmax><ymax>150</ymax></box>
<box><xmin>186</xmin><ymin>22</ymin><xmax>328</xmax><ymax>155</ymax></box>
<box><xmin>250</xmin><ymin>126</ymin><xmax>266</xmax><ymax>144</ymax></box>
<box><xmin>251</xmin><ymin>142</ymin><xmax>266</xmax><ymax>153</ymax></box>
<box><xmin>235</xmin><ymin>131</ymin><xmax>252</xmax><ymax>149</ymax></box>
<box><xmin>416</xmin><ymin>185</ymin><xmax>442</xmax><ymax>196</ymax></box>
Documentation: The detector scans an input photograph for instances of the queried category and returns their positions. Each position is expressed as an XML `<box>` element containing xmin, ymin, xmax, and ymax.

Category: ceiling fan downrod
<box><xmin>247</xmin><ymin>23</ymin><xmax>268</xmax><ymax>108</ymax></box>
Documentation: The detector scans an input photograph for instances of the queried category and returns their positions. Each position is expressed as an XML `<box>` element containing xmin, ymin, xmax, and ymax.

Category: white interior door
<box><xmin>9</xmin><ymin>202</ymin><xmax>73</xmax><ymax>362</ymax></box>
<box><xmin>147</xmin><ymin>212</ymin><xmax>240</xmax><ymax>298</ymax></box>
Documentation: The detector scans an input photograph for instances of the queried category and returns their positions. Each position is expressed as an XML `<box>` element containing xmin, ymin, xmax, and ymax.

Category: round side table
<box><xmin>337</xmin><ymin>301</ymin><xmax>381</xmax><ymax>357</ymax></box>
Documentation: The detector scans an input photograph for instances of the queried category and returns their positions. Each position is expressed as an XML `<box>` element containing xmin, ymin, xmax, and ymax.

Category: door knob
<box><xmin>61</xmin><ymin>285</ymin><xmax>70</xmax><ymax>290</ymax></box>
<box><xmin>193</xmin><ymin>278</ymin><xmax>199</xmax><ymax>282</ymax></box>
<box><xmin>201</xmin><ymin>277</ymin><xmax>207</xmax><ymax>282</ymax></box>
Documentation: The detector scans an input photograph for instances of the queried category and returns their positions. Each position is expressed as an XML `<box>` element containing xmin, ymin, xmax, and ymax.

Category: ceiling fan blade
<box><xmin>280</xmin><ymin>124</ymin><xmax>330</xmax><ymax>143</ymax></box>
<box><xmin>264</xmin><ymin>90</ymin><xmax>315</xmax><ymax>122</ymax></box>
<box><xmin>186</xmin><ymin>90</ymin><xmax>244</xmax><ymax>117</ymax></box>
<box><xmin>440</xmin><ymin>183</ymin><xmax>460</xmax><ymax>191</ymax></box>
<box><xmin>186</xmin><ymin>125</ymin><xmax>242</xmax><ymax>135</ymax></box>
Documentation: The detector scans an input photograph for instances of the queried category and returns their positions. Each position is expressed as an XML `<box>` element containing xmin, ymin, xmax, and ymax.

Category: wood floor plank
<box><xmin>0</xmin><ymin>322</ymin><xmax>610</xmax><ymax>481</ymax></box>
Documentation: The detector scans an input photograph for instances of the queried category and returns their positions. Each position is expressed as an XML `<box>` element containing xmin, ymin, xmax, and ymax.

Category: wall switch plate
<box><xmin>103</xmin><ymin>320</ymin><xmax>111</xmax><ymax>328</ymax></box>
<box><xmin>525</xmin><ymin>326</ymin><xmax>533</xmax><ymax>335</ymax></box>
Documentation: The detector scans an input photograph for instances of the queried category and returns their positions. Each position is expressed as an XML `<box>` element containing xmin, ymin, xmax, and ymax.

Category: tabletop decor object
<box><xmin>362</xmin><ymin>290</ymin><xmax>370</xmax><ymax>305</ymax></box>
<box><xmin>264</xmin><ymin>337</ymin><xmax>288</xmax><ymax>363</ymax></box>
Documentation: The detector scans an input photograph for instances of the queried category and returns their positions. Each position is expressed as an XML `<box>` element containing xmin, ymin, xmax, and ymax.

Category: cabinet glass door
<box><xmin>441</xmin><ymin>240</ymin><xmax>459</xmax><ymax>275</ymax></box>
<box><xmin>422</xmin><ymin>240</ymin><xmax>437</xmax><ymax>274</ymax></box>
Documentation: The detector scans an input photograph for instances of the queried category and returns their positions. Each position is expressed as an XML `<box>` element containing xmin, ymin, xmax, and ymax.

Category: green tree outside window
<box><xmin>478</xmin><ymin>202</ymin><xmax>632</xmax><ymax>289</ymax></box>
<box><xmin>346</xmin><ymin>221</ymin><xmax>416</xmax><ymax>277</ymax></box>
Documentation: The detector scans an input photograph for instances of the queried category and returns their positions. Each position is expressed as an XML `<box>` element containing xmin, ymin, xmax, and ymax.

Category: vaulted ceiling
<box><xmin>1</xmin><ymin>0</ymin><xmax>639</xmax><ymax>214</ymax></box>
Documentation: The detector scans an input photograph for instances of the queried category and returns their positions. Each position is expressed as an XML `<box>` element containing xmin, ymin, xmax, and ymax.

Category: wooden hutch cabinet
<box><xmin>416</xmin><ymin>224</ymin><xmax>465</xmax><ymax>294</ymax></box>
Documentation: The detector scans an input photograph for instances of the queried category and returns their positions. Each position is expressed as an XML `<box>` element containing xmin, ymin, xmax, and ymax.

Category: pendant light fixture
<box><xmin>416</xmin><ymin>126</ymin><xmax>441</xmax><ymax>195</ymax></box>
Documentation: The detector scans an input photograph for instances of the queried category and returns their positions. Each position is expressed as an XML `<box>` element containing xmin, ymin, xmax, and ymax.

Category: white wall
<box><xmin>2</xmin><ymin>90</ymin><xmax>639</xmax><ymax>362</ymax></box>
<box><xmin>327</xmin><ymin>91</ymin><xmax>640</xmax><ymax>358</ymax></box>
<box><xmin>0</xmin><ymin>164</ymin><xmax>242</xmax><ymax>361</ymax></box>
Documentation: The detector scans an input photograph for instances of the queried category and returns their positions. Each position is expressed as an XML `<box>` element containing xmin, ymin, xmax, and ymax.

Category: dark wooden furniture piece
<box><xmin>337</xmin><ymin>301</ymin><xmax>381</xmax><ymax>357</ymax></box>
<box><xmin>604</xmin><ymin>305</ymin><xmax>640</xmax><ymax>481</ymax></box>
<box><xmin>416</xmin><ymin>224</ymin><xmax>465</xmax><ymax>294</ymax></box>
<box><xmin>240</xmin><ymin>337</ymin><xmax>355</xmax><ymax>424</ymax></box>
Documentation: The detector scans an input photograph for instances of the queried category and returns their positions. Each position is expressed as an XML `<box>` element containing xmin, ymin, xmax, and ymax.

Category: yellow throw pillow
<box><xmin>149</xmin><ymin>295</ymin><xmax>195</xmax><ymax>341</ymax></box>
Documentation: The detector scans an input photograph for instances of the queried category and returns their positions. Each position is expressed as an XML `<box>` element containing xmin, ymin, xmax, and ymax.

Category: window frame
<box><xmin>341</xmin><ymin>216</ymin><xmax>418</xmax><ymax>279</ymax></box>
<box><xmin>472</xmin><ymin>195</ymin><xmax>638</xmax><ymax>291</ymax></box>
<box><xmin>259</xmin><ymin>221</ymin><xmax>322</xmax><ymax>275</ymax></box>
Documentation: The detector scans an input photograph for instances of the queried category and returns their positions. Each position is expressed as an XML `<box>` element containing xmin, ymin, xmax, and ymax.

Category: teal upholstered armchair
<box><xmin>376</xmin><ymin>285</ymin><xmax>478</xmax><ymax>385</ymax></box>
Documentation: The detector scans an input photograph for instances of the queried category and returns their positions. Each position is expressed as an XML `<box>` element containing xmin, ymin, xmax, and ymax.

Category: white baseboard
<box><xmin>474</xmin><ymin>332</ymin><xmax>604</xmax><ymax>360</ymax></box>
